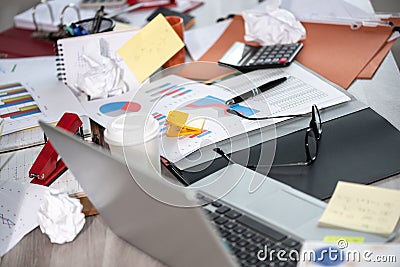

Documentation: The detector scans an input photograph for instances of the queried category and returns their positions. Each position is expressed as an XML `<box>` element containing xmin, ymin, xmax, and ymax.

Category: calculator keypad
<box><xmin>245</xmin><ymin>43</ymin><xmax>302</xmax><ymax>68</ymax></box>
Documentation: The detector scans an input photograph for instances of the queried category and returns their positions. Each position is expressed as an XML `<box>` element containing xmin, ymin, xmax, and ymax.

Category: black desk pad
<box><xmin>181</xmin><ymin>108</ymin><xmax>400</xmax><ymax>200</ymax></box>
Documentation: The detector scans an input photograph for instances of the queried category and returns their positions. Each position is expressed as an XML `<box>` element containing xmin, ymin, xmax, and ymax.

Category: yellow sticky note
<box><xmin>166</xmin><ymin>110</ymin><xmax>188</xmax><ymax>128</ymax></box>
<box><xmin>114</xmin><ymin>22</ymin><xmax>140</xmax><ymax>31</ymax></box>
<box><xmin>318</xmin><ymin>181</ymin><xmax>400</xmax><ymax>237</ymax></box>
<box><xmin>323</xmin><ymin>236</ymin><xmax>365</xmax><ymax>243</ymax></box>
<box><xmin>117</xmin><ymin>14</ymin><xmax>185</xmax><ymax>83</ymax></box>
<box><xmin>165</xmin><ymin>110</ymin><xmax>205</xmax><ymax>137</ymax></box>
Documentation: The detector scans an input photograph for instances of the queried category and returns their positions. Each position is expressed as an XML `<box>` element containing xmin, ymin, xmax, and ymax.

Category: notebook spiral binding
<box><xmin>56</xmin><ymin>43</ymin><xmax>66</xmax><ymax>82</ymax></box>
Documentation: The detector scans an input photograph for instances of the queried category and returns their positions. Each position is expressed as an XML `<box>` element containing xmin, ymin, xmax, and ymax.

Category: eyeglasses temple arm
<box><xmin>226</xmin><ymin>108</ymin><xmax>308</xmax><ymax>120</ymax></box>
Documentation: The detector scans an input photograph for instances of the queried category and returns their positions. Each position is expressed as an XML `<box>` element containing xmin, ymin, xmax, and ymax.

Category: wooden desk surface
<box><xmin>1</xmin><ymin>0</ymin><xmax>400</xmax><ymax>266</ymax></box>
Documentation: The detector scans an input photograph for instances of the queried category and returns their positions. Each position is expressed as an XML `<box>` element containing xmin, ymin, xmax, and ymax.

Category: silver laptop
<box><xmin>39</xmin><ymin>121</ymin><xmax>390</xmax><ymax>267</ymax></box>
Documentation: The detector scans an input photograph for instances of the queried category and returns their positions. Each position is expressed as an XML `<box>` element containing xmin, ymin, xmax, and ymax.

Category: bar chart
<box><xmin>0</xmin><ymin>82</ymin><xmax>42</xmax><ymax>120</ymax></box>
<box><xmin>0</xmin><ymin>81</ymin><xmax>46</xmax><ymax>135</ymax></box>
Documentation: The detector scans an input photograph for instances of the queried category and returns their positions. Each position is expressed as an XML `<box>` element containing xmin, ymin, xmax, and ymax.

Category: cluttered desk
<box><xmin>1</xmin><ymin>0</ymin><xmax>400</xmax><ymax>266</ymax></box>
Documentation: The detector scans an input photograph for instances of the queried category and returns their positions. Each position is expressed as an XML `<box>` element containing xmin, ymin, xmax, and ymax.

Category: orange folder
<box><xmin>199</xmin><ymin>16</ymin><xmax>395</xmax><ymax>89</ymax></box>
<box><xmin>199</xmin><ymin>16</ymin><xmax>258</xmax><ymax>62</ymax></box>
<box><xmin>358</xmin><ymin>17</ymin><xmax>400</xmax><ymax>79</ymax></box>
<box><xmin>296</xmin><ymin>22</ymin><xmax>393</xmax><ymax>88</ymax></box>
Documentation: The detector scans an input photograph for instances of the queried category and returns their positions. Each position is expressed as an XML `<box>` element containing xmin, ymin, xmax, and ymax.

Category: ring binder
<box><xmin>56</xmin><ymin>43</ymin><xmax>66</xmax><ymax>82</ymax></box>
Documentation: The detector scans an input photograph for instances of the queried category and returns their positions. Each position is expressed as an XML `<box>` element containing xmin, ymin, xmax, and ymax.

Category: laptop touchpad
<box><xmin>245</xmin><ymin>189</ymin><xmax>323</xmax><ymax>231</ymax></box>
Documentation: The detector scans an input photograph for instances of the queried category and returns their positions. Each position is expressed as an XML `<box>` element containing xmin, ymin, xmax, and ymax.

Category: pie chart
<box><xmin>99</xmin><ymin>101</ymin><xmax>141</xmax><ymax>117</ymax></box>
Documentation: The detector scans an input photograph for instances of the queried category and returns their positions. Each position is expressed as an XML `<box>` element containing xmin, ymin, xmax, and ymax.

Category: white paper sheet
<box><xmin>184</xmin><ymin>20</ymin><xmax>231</xmax><ymax>61</ymax></box>
<box><xmin>83</xmin><ymin>66</ymin><xmax>350</xmax><ymax>162</ymax></box>
<box><xmin>280</xmin><ymin>0</ymin><xmax>379</xmax><ymax>26</ymax></box>
<box><xmin>0</xmin><ymin>147</ymin><xmax>84</xmax><ymax>195</ymax></box>
<box><xmin>0</xmin><ymin>180</ymin><xmax>48</xmax><ymax>256</ymax></box>
<box><xmin>219</xmin><ymin>63</ymin><xmax>351</xmax><ymax>116</ymax></box>
<box><xmin>0</xmin><ymin>57</ymin><xmax>87</xmax><ymax>135</ymax></box>
<box><xmin>0</xmin><ymin>127</ymin><xmax>45</xmax><ymax>153</ymax></box>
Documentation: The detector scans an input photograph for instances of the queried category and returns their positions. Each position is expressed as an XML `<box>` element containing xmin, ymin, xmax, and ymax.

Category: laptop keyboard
<box><xmin>199</xmin><ymin>195</ymin><xmax>301</xmax><ymax>267</ymax></box>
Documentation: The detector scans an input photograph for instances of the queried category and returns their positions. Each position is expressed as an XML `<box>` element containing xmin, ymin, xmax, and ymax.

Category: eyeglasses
<box><xmin>219</xmin><ymin>105</ymin><xmax>322</xmax><ymax>167</ymax></box>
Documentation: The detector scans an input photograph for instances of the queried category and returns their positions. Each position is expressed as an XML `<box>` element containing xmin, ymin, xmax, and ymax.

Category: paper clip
<box><xmin>29</xmin><ymin>113</ymin><xmax>83</xmax><ymax>186</ymax></box>
<box><xmin>166</xmin><ymin>110</ymin><xmax>205</xmax><ymax>137</ymax></box>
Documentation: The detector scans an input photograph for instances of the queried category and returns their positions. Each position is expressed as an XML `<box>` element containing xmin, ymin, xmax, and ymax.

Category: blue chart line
<box><xmin>1</xmin><ymin>213</ymin><xmax>15</xmax><ymax>229</ymax></box>
<box><xmin>185</xmin><ymin>95</ymin><xmax>260</xmax><ymax>117</ymax></box>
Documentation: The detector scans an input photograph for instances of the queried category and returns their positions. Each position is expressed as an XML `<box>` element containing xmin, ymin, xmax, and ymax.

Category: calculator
<box><xmin>218</xmin><ymin>41</ymin><xmax>303</xmax><ymax>71</ymax></box>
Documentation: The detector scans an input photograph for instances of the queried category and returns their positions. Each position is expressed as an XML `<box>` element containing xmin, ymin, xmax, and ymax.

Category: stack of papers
<box><xmin>280</xmin><ymin>0</ymin><xmax>379</xmax><ymax>26</ymax></box>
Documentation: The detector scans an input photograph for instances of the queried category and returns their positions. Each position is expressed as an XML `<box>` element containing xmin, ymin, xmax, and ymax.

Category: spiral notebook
<box><xmin>56</xmin><ymin>29</ymin><xmax>140</xmax><ymax>95</ymax></box>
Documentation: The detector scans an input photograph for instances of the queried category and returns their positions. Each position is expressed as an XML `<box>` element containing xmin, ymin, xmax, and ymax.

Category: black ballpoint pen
<box><xmin>225</xmin><ymin>76</ymin><xmax>288</xmax><ymax>105</ymax></box>
<box><xmin>92</xmin><ymin>6</ymin><xmax>105</xmax><ymax>34</ymax></box>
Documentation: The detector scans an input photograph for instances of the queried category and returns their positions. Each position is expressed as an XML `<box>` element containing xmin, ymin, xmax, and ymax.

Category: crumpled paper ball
<box><xmin>242</xmin><ymin>0</ymin><xmax>306</xmax><ymax>45</ymax></box>
<box><xmin>76</xmin><ymin>38</ymin><xmax>128</xmax><ymax>99</ymax></box>
<box><xmin>37</xmin><ymin>190</ymin><xmax>85</xmax><ymax>244</ymax></box>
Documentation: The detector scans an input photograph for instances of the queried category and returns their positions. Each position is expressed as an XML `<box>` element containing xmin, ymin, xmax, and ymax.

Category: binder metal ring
<box><xmin>32</xmin><ymin>0</ymin><xmax>55</xmax><ymax>31</ymax></box>
<box><xmin>59</xmin><ymin>4</ymin><xmax>81</xmax><ymax>27</ymax></box>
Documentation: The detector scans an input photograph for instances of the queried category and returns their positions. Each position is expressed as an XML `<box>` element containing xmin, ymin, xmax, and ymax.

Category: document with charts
<box><xmin>0</xmin><ymin>75</ymin><xmax>85</xmax><ymax>135</ymax></box>
<box><xmin>218</xmin><ymin>63</ymin><xmax>351</xmax><ymax>117</ymax></box>
<box><xmin>83</xmin><ymin>64</ymin><xmax>350</xmax><ymax>162</ymax></box>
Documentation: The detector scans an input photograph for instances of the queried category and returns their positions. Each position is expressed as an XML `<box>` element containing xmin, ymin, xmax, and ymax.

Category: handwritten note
<box><xmin>117</xmin><ymin>14</ymin><xmax>185</xmax><ymax>83</ymax></box>
<box><xmin>319</xmin><ymin>181</ymin><xmax>400</xmax><ymax>237</ymax></box>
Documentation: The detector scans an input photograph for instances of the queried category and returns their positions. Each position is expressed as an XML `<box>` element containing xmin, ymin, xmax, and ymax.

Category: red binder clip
<box><xmin>29</xmin><ymin>113</ymin><xmax>83</xmax><ymax>186</ymax></box>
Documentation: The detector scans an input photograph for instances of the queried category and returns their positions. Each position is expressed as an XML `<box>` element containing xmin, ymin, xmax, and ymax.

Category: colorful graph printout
<box><xmin>99</xmin><ymin>101</ymin><xmax>141</xmax><ymax>117</ymax></box>
<box><xmin>0</xmin><ymin>82</ymin><xmax>41</xmax><ymax>120</ymax></box>
<box><xmin>144</xmin><ymin>82</ymin><xmax>194</xmax><ymax>102</ymax></box>
<box><xmin>185</xmin><ymin>95</ymin><xmax>259</xmax><ymax>117</ymax></box>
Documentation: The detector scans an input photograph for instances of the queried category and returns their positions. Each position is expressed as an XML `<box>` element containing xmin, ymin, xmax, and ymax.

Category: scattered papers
<box><xmin>117</xmin><ymin>14</ymin><xmax>185</xmax><ymax>83</ymax></box>
<box><xmin>0</xmin><ymin>77</ymin><xmax>83</xmax><ymax>135</ymax></box>
<box><xmin>319</xmin><ymin>181</ymin><xmax>400</xmax><ymax>237</ymax></box>
<box><xmin>0</xmin><ymin>146</ymin><xmax>84</xmax><ymax>195</ymax></box>
<box><xmin>0</xmin><ymin>180</ymin><xmax>48</xmax><ymax>256</ymax></box>
<box><xmin>37</xmin><ymin>190</ymin><xmax>85</xmax><ymax>244</ymax></box>
<box><xmin>0</xmin><ymin>57</ymin><xmax>87</xmax><ymax>135</ymax></box>
<box><xmin>280</xmin><ymin>0</ymin><xmax>379</xmax><ymax>26</ymax></box>
<box><xmin>0</xmin><ymin>127</ymin><xmax>45</xmax><ymax>153</ymax></box>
